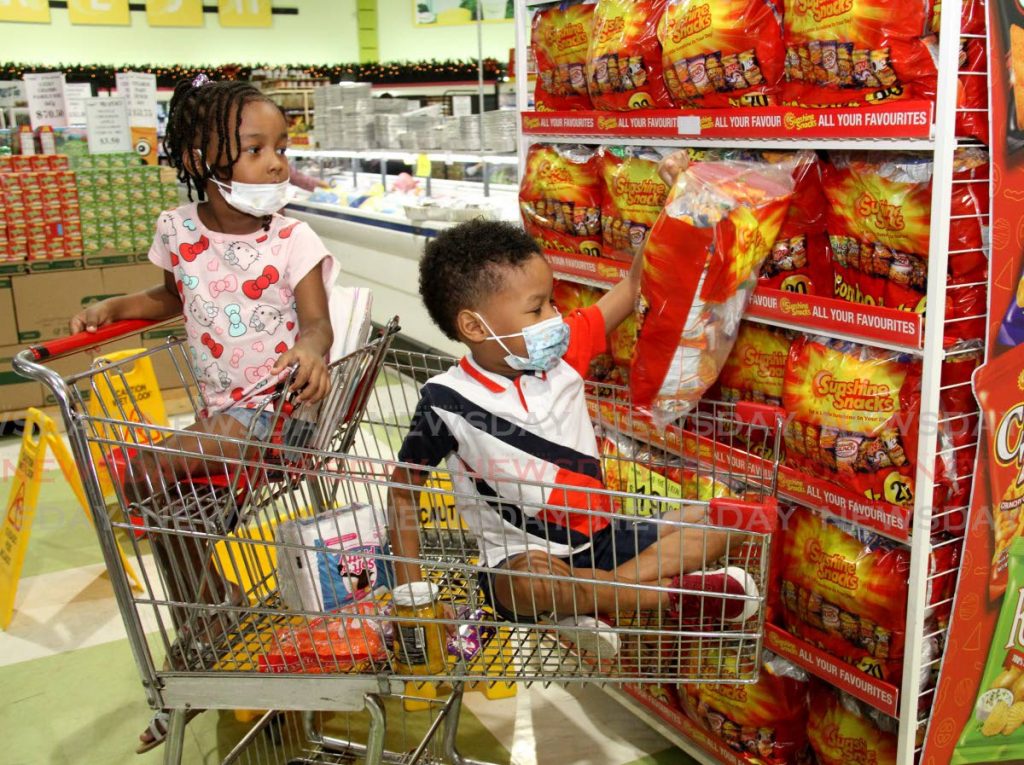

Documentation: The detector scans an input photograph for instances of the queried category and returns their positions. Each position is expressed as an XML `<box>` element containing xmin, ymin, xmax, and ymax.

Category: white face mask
<box><xmin>208</xmin><ymin>174</ymin><xmax>293</xmax><ymax>217</ymax></box>
<box><xmin>475</xmin><ymin>312</ymin><xmax>570</xmax><ymax>373</ymax></box>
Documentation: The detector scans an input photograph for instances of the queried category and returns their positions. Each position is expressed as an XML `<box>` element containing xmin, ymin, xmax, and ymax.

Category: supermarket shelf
<box><xmin>601</xmin><ymin>686</ymin><xmax>735</xmax><ymax>765</ymax></box>
<box><xmin>546</xmin><ymin>251</ymin><xmax>629</xmax><ymax>288</ymax></box>
<box><xmin>765</xmin><ymin>624</ymin><xmax>900</xmax><ymax>718</ymax></box>
<box><xmin>521</xmin><ymin>103</ymin><xmax>935</xmax><ymax>147</ymax></box>
<box><xmin>288</xmin><ymin>148</ymin><xmax>519</xmax><ymax>165</ymax></box>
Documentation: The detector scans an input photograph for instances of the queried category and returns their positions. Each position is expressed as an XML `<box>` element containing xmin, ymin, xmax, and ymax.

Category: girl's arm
<box><xmin>271</xmin><ymin>266</ymin><xmax>334</xmax><ymax>403</ymax></box>
<box><xmin>70</xmin><ymin>270</ymin><xmax>182</xmax><ymax>333</ymax></box>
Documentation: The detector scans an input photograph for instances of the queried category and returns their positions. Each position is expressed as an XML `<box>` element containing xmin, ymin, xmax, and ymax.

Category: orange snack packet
<box><xmin>599</xmin><ymin>145</ymin><xmax>670</xmax><ymax>262</ymax></box>
<box><xmin>520</xmin><ymin>144</ymin><xmax>604</xmax><ymax>257</ymax></box>
<box><xmin>533</xmin><ymin>2</ymin><xmax>597</xmax><ymax>111</ymax></box>
<box><xmin>587</xmin><ymin>0</ymin><xmax>674</xmax><ymax>110</ymax></box>
<box><xmin>806</xmin><ymin>683</ymin><xmax>898</xmax><ymax>765</ymax></box>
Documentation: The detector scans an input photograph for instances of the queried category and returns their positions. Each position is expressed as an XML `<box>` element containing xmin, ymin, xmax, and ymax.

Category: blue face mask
<box><xmin>475</xmin><ymin>313</ymin><xmax>570</xmax><ymax>372</ymax></box>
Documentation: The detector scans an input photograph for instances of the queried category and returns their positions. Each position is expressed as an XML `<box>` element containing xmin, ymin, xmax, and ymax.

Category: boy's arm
<box><xmin>70</xmin><ymin>270</ymin><xmax>182</xmax><ymax>333</ymax></box>
<box><xmin>593</xmin><ymin>246</ymin><xmax>643</xmax><ymax>335</ymax></box>
<box><xmin>388</xmin><ymin>465</ymin><xmax>431</xmax><ymax>584</ymax></box>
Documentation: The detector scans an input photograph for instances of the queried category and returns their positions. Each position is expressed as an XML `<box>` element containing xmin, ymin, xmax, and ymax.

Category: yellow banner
<box><xmin>68</xmin><ymin>0</ymin><xmax>131</xmax><ymax>25</ymax></box>
<box><xmin>0</xmin><ymin>0</ymin><xmax>50</xmax><ymax>23</ymax></box>
<box><xmin>218</xmin><ymin>0</ymin><xmax>271</xmax><ymax>27</ymax></box>
<box><xmin>146</xmin><ymin>0</ymin><xmax>203</xmax><ymax>27</ymax></box>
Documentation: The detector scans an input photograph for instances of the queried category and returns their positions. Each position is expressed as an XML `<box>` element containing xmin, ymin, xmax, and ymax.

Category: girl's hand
<box><xmin>70</xmin><ymin>299</ymin><xmax>117</xmax><ymax>334</ymax></box>
<box><xmin>272</xmin><ymin>343</ymin><xmax>330</xmax><ymax>404</ymax></box>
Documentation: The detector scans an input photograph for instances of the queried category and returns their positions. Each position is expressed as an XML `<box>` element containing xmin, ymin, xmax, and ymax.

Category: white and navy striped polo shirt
<box><xmin>398</xmin><ymin>306</ymin><xmax>612</xmax><ymax>566</ymax></box>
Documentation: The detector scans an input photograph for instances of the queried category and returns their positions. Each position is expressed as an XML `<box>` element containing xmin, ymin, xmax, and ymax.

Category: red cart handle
<box><xmin>28</xmin><ymin>319</ymin><xmax>163</xmax><ymax>362</ymax></box>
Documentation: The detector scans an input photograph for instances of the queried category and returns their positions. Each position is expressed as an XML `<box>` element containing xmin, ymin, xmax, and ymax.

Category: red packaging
<box><xmin>519</xmin><ymin>144</ymin><xmax>604</xmax><ymax>257</ymax></box>
<box><xmin>599</xmin><ymin>145</ymin><xmax>670</xmax><ymax>262</ymax></box>
<box><xmin>587</xmin><ymin>0</ymin><xmax>673</xmax><ymax>110</ymax></box>
<box><xmin>258</xmin><ymin>603</ymin><xmax>389</xmax><ymax>674</ymax></box>
<box><xmin>47</xmin><ymin>155</ymin><xmax>70</xmax><ymax>171</ymax></box>
<box><xmin>658</xmin><ymin>0</ymin><xmax>784</xmax><ymax>108</ymax></box>
<box><xmin>782</xmin><ymin>0</ymin><xmax>936</xmax><ymax>108</ymax></box>
<box><xmin>717</xmin><ymin>322</ymin><xmax>794</xmax><ymax>406</ymax></box>
<box><xmin>533</xmin><ymin>2</ymin><xmax>597</xmax><ymax>111</ymax></box>
<box><xmin>806</xmin><ymin>684</ymin><xmax>898</xmax><ymax>765</ymax></box>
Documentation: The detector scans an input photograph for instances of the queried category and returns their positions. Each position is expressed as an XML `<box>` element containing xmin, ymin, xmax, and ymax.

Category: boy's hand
<box><xmin>70</xmin><ymin>300</ymin><xmax>116</xmax><ymax>334</ymax></box>
<box><xmin>273</xmin><ymin>343</ymin><xmax>330</xmax><ymax>404</ymax></box>
<box><xmin>657</xmin><ymin>150</ymin><xmax>690</xmax><ymax>187</ymax></box>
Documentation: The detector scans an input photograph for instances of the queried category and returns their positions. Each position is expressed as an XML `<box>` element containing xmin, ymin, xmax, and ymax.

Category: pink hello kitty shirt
<box><xmin>149</xmin><ymin>203</ymin><xmax>339</xmax><ymax>412</ymax></box>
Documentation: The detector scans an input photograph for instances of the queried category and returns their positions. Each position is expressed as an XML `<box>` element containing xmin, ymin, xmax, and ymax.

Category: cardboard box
<box><xmin>0</xmin><ymin>277</ymin><xmax>16</xmax><ymax>346</ymax></box>
<box><xmin>0</xmin><ymin>344</ymin><xmax>43</xmax><ymax>413</ymax></box>
<box><xmin>101</xmin><ymin>262</ymin><xmax>162</xmax><ymax>297</ymax></box>
<box><xmin>12</xmin><ymin>268</ymin><xmax>105</xmax><ymax>343</ymax></box>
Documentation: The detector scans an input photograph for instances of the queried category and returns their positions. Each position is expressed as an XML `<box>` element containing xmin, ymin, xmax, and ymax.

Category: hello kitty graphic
<box><xmin>159</xmin><ymin>214</ymin><xmax>178</xmax><ymax>249</ymax></box>
<box><xmin>223</xmin><ymin>241</ymin><xmax>260</xmax><ymax>271</ymax></box>
<box><xmin>249</xmin><ymin>304</ymin><xmax>284</xmax><ymax>335</ymax></box>
<box><xmin>202</xmin><ymin>362</ymin><xmax>232</xmax><ymax>392</ymax></box>
<box><xmin>188</xmin><ymin>295</ymin><xmax>218</xmax><ymax>327</ymax></box>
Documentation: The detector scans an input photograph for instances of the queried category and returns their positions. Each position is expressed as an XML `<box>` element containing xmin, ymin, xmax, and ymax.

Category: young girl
<box><xmin>70</xmin><ymin>75</ymin><xmax>338</xmax><ymax>753</ymax></box>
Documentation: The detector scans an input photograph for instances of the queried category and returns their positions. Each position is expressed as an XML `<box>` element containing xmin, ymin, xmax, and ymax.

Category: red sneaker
<box><xmin>668</xmin><ymin>566</ymin><xmax>759</xmax><ymax>624</ymax></box>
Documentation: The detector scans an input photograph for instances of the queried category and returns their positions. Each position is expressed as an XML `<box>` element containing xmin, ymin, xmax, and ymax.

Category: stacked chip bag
<box><xmin>533</xmin><ymin>1</ymin><xmax>597</xmax><ymax>111</ymax></box>
<box><xmin>782</xmin><ymin>335</ymin><xmax>925</xmax><ymax>507</ymax></box>
<box><xmin>553</xmin><ymin>279</ymin><xmax>619</xmax><ymax>382</ymax></box>
<box><xmin>630</xmin><ymin>158</ymin><xmax>794</xmax><ymax>424</ymax></box>
<box><xmin>520</xmin><ymin>144</ymin><xmax>604</xmax><ymax>257</ymax></box>
<box><xmin>806</xmin><ymin>683</ymin><xmax>898</xmax><ymax>765</ymax></box>
<box><xmin>779</xmin><ymin>507</ymin><xmax>957</xmax><ymax>686</ymax></box>
<box><xmin>781</xmin><ymin>0</ymin><xmax>936</xmax><ymax>108</ymax></box>
<box><xmin>925</xmin><ymin>0</ymin><xmax>989</xmax><ymax>143</ymax></box>
<box><xmin>599</xmin><ymin>145</ymin><xmax>671</xmax><ymax>262</ymax></box>
<box><xmin>586</xmin><ymin>0</ymin><xmax>674</xmax><ymax>110</ymax></box>
<box><xmin>953</xmin><ymin>537</ymin><xmax>1024</xmax><ymax>761</ymax></box>
<box><xmin>679</xmin><ymin>651</ymin><xmax>812</xmax><ymax>763</ymax></box>
<box><xmin>717</xmin><ymin>322</ymin><xmax>794</xmax><ymax>406</ymax></box>
<box><xmin>658</xmin><ymin>0</ymin><xmax>784</xmax><ymax>108</ymax></box>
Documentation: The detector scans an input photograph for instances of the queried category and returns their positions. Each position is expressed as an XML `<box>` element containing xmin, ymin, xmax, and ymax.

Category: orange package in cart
<box><xmin>533</xmin><ymin>1</ymin><xmax>597</xmax><ymax>111</ymax></box>
<box><xmin>806</xmin><ymin>684</ymin><xmax>898</xmax><ymax>765</ymax></box>
<box><xmin>599</xmin><ymin>145</ymin><xmax>670</xmax><ymax>263</ymax></box>
<box><xmin>781</xmin><ymin>0</ymin><xmax>936</xmax><ymax>108</ymax></box>
<box><xmin>657</xmin><ymin>0</ymin><xmax>784</xmax><ymax>108</ymax></box>
<box><xmin>519</xmin><ymin>144</ymin><xmax>604</xmax><ymax>257</ymax></box>
<box><xmin>586</xmin><ymin>0</ymin><xmax>674</xmax><ymax>110</ymax></box>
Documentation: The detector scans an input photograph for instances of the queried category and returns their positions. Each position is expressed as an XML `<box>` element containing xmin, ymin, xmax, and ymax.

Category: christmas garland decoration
<box><xmin>0</xmin><ymin>60</ymin><xmax>507</xmax><ymax>89</ymax></box>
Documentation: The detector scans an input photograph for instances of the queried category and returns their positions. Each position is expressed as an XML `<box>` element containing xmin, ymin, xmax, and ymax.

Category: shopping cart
<box><xmin>14</xmin><ymin>328</ymin><xmax>783</xmax><ymax>765</ymax></box>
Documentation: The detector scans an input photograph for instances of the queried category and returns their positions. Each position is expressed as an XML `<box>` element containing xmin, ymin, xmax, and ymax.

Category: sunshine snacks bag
<box><xmin>679</xmin><ymin>651</ymin><xmax>811</xmax><ymax>764</ymax></box>
<box><xmin>952</xmin><ymin>538</ymin><xmax>1024</xmax><ymax>763</ymax></box>
<box><xmin>533</xmin><ymin>1</ymin><xmax>597</xmax><ymax>111</ymax></box>
<box><xmin>600</xmin><ymin>145</ymin><xmax>671</xmax><ymax>262</ymax></box>
<box><xmin>630</xmin><ymin>159</ymin><xmax>793</xmax><ymax>423</ymax></box>
<box><xmin>717</xmin><ymin>322</ymin><xmax>794</xmax><ymax>406</ymax></box>
<box><xmin>781</xmin><ymin>0</ymin><xmax>936</xmax><ymax>108</ymax></box>
<box><xmin>658</xmin><ymin>0</ymin><xmax>784</xmax><ymax>108</ymax></box>
<box><xmin>587</xmin><ymin>0</ymin><xmax>674</xmax><ymax>110</ymax></box>
<box><xmin>807</xmin><ymin>684</ymin><xmax>898</xmax><ymax>765</ymax></box>
<box><xmin>520</xmin><ymin>144</ymin><xmax>603</xmax><ymax>257</ymax></box>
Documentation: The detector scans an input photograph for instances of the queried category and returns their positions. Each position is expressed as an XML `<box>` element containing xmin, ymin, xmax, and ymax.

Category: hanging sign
<box><xmin>85</xmin><ymin>96</ymin><xmax>133</xmax><ymax>154</ymax></box>
<box><xmin>23</xmin><ymin>72</ymin><xmax>67</xmax><ymax>130</ymax></box>
<box><xmin>68</xmin><ymin>0</ymin><xmax>131</xmax><ymax>25</ymax></box>
<box><xmin>145</xmin><ymin>0</ymin><xmax>204</xmax><ymax>26</ymax></box>
<box><xmin>0</xmin><ymin>0</ymin><xmax>50</xmax><ymax>23</ymax></box>
<box><xmin>63</xmin><ymin>82</ymin><xmax>93</xmax><ymax>126</ymax></box>
<box><xmin>217</xmin><ymin>0</ymin><xmax>271</xmax><ymax>27</ymax></box>
<box><xmin>116</xmin><ymin>72</ymin><xmax>159</xmax><ymax>164</ymax></box>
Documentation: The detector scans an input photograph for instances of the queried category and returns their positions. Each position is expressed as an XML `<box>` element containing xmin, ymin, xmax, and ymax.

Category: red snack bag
<box><xmin>587</xmin><ymin>0</ymin><xmax>674</xmax><ymax>110</ymax></box>
<box><xmin>520</xmin><ymin>144</ymin><xmax>603</xmax><ymax>257</ymax></box>
<box><xmin>533</xmin><ymin>2</ymin><xmax>597</xmax><ymax>111</ymax></box>
<box><xmin>259</xmin><ymin>605</ymin><xmax>389</xmax><ymax>674</ymax></box>
<box><xmin>806</xmin><ymin>684</ymin><xmax>898</xmax><ymax>765</ymax></box>
<box><xmin>630</xmin><ymin>159</ymin><xmax>793</xmax><ymax>423</ymax></box>
<box><xmin>679</xmin><ymin>651</ymin><xmax>812</xmax><ymax>763</ymax></box>
<box><xmin>717</xmin><ymin>321</ymin><xmax>794</xmax><ymax>406</ymax></box>
<box><xmin>782</xmin><ymin>0</ymin><xmax>935</xmax><ymax>108</ymax></box>
<box><xmin>599</xmin><ymin>145</ymin><xmax>670</xmax><ymax>262</ymax></box>
<box><xmin>658</xmin><ymin>0</ymin><xmax>784</xmax><ymax>108</ymax></box>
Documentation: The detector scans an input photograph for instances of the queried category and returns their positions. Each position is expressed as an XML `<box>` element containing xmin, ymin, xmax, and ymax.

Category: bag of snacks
<box><xmin>600</xmin><ymin>145</ymin><xmax>671</xmax><ymax>262</ymax></box>
<box><xmin>781</xmin><ymin>0</ymin><xmax>936</xmax><ymax>108</ymax></box>
<box><xmin>807</xmin><ymin>684</ymin><xmax>898</xmax><ymax>765</ymax></box>
<box><xmin>679</xmin><ymin>651</ymin><xmax>812</xmax><ymax>763</ymax></box>
<box><xmin>630</xmin><ymin>158</ymin><xmax>794</xmax><ymax>423</ymax></box>
<box><xmin>520</xmin><ymin>144</ymin><xmax>604</xmax><ymax>257</ymax></box>
<box><xmin>717</xmin><ymin>322</ymin><xmax>793</xmax><ymax>406</ymax></box>
<box><xmin>658</xmin><ymin>0</ymin><xmax>784</xmax><ymax>108</ymax></box>
<box><xmin>533</xmin><ymin>1</ymin><xmax>597</xmax><ymax>111</ymax></box>
<box><xmin>587</xmin><ymin>0</ymin><xmax>674</xmax><ymax>110</ymax></box>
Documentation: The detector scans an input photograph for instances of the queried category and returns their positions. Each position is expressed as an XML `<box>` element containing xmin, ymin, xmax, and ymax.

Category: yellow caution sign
<box><xmin>0</xmin><ymin>408</ymin><xmax>142</xmax><ymax>631</ymax></box>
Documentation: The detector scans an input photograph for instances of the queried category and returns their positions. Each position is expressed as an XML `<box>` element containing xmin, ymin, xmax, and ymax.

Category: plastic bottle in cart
<box><xmin>391</xmin><ymin>582</ymin><xmax>446</xmax><ymax>676</ymax></box>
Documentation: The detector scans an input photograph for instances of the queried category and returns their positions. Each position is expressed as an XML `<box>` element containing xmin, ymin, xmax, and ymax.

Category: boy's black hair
<box><xmin>420</xmin><ymin>220</ymin><xmax>541</xmax><ymax>341</ymax></box>
<box><xmin>163</xmin><ymin>78</ymin><xmax>280</xmax><ymax>202</ymax></box>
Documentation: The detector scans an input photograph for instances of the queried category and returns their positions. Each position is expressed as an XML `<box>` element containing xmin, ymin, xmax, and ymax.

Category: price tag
<box><xmin>85</xmin><ymin>97</ymin><xmax>133</xmax><ymax>154</ymax></box>
<box><xmin>24</xmin><ymin>72</ymin><xmax>67</xmax><ymax>130</ymax></box>
<box><xmin>63</xmin><ymin>83</ymin><xmax>93</xmax><ymax>126</ymax></box>
<box><xmin>415</xmin><ymin>153</ymin><xmax>432</xmax><ymax>177</ymax></box>
<box><xmin>115</xmin><ymin>72</ymin><xmax>158</xmax><ymax>128</ymax></box>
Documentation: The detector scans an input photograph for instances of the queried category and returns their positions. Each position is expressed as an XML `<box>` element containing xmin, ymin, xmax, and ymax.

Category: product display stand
<box><xmin>513</xmin><ymin>0</ymin><xmax>988</xmax><ymax>762</ymax></box>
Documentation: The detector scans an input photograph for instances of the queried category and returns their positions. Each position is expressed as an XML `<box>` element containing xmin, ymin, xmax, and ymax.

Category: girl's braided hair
<box><xmin>163</xmin><ymin>76</ymin><xmax>279</xmax><ymax>201</ymax></box>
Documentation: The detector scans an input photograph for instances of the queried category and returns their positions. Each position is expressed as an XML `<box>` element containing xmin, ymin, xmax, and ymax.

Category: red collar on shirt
<box><xmin>459</xmin><ymin>356</ymin><xmax>547</xmax><ymax>394</ymax></box>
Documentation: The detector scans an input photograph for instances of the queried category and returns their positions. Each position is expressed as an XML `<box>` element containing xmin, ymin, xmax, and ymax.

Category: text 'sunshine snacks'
<box><xmin>657</xmin><ymin>0</ymin><xmax>784</xmax><ymax>108</ymax></box>
<box><xmin>532</xmin><ymin>1</ymin><xmax>597</xmax><ymax>111</ymax></box>
<box><xmin>717</xmin><ymin>322</ymin><xmax>794</xmax><ymax>406</ymax></box>
<box><xmin>519</xmin><ymin>144</ymin><xmax>604</xmax><ymax>257</ymax></box>
<box><xmin>781</xmin><ymin>0</ymin><xmax>936</xmax><ymax>108</ymax></box>
<box><xmin>630</xmin><ymin>158</ymin><xmax>793</xmax><ymax>424</ymax></box>
<box><xmin>679</xmin><ymin>651</ymin><xmax>812</xmax><ymax>764</ymax></box>
<box><xmin>953</xmin><ymin>538</ymin><xmax>1024</xmax><ymax>763</ymax></box>
<box><xmin>599</xmin><ymin>146</ymin><xmax>670</xmax><ymax>262</ymax></box>
<box><xmin>806</xmin><ymin>683</ymin><xmax>898</xmax><ymax>765</ymax></box>
<box><xmin>972</xmin><ymin>342</ymin><xmax>1024</xmax><ymax>600</ymax></box>
<box><xmin>586</xmin><ymin>0</ymin><xmax>674</xmax><ymax>110</ymax></box>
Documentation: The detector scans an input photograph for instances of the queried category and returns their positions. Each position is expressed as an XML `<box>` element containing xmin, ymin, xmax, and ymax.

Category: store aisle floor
<box><xmin>0</xmin><ymin>446</ymin><xmax>692</xmax><ymax>765</ymax></box>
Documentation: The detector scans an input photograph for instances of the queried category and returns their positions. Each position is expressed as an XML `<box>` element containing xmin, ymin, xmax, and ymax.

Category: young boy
<box><xmin>387</xmin><ymin>219</ymin><xmax>757</xmax><ymax>639</ymax></box>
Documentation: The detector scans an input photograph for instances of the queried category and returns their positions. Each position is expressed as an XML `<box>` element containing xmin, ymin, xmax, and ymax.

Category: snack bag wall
<box><xmin>520</xmin><ymin>144</ymin><xmax>604</xmax><ymax>257</ymax></box>
<box><xmin>533</xmin><ymin>1</ymin><xmax>597</xmax><ymax>111</ymax></box>
<box><xmin>806</xmin><ymin>683</ymin><xmax>899</xmax><ymax>765</ymax></box>
<box><xmin>587</xmin><ymin>0</ymin><xmax>674</xmax><ymax>110</ymax></box>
